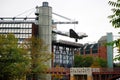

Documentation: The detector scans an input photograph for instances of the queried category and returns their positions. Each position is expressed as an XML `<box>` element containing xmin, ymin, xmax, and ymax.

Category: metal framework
<box><xmin>52</xmin><ymin>40</ymin><xmax>82</xmax><ymax>68</ymax></box>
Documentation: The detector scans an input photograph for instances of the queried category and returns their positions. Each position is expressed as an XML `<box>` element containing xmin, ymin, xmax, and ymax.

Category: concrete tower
<box><xmin>38</xmin><ymin>2</ymin><xmax>52</xmax><ymax>51</ymax></box>
<box><xmin>36</xmin><ymin>2</ymin><xmax>52</xmax><ymax>80</ymax></box>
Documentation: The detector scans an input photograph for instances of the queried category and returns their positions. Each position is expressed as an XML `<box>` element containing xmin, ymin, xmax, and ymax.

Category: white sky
<box><xmin>0</xmin><ymin>0</ymin><xmax>120</xmax><ymax>44</ymax></box>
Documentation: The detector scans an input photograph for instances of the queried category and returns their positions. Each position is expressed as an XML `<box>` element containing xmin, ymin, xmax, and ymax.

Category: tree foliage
<box><xmin>92</xmin><ymin>57</ymin><xmax>107</xmax><ymax>67</ymax></box>
<box><xmin>0</xmin><ymin>34</ymin><xmax>52</xmax><ymax>80</ymax></box>
<box><xmin>74</xmin><ymin>55</ymin><xmax>107</xmax><ymax>67</ymax></box>
<box><xmin>108</xmin><ymin>0</ymin><xmax>120</xmax><ymax>61</ymax></box>
<box><xmin>23</xmin><ymin>36</ymin><xmax>52</xmax><ymax>80</ymax></box>
<box><xmin>74</xmin><ymin>55</ymin><xmax>83</xmax><ymax>67</ymax></box>
<box><xmin>0</xmin><ymin>34</ymin><xmax>30</xmax><ymax>80</ymax></box>
<box><xmin>108</xmin><ymin>0</ymin><xmax>120</xmax><ymax>28</ymax></box>
<box><xmin>106</xmin><ymin>36</ymin><xmax>120</xmax><ymax>61</ymax></box>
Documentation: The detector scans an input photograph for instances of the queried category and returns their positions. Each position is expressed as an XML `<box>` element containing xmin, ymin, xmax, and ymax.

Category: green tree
<box><xmin>74</xmin><ymin>55</ymin><xmax>94</xmax><ymax>67</ymax></box>
<box><xmin>108</xmin><ymin>0</ymin><xmax>120</xmax><ymax>28</ymax></box>
<box><xmin>23</xmin><ymin>36</ymin><xmax>52</xmax><ymax>80</ymax></box>
<box><xmin>0</xmin><ymin>34</ymin><xmax>51</xmax><ymax>80</ymax></box>
<box><xmin>97</xmin><ymin>57</ymin><xmax>107</xmax><ymax>67</ymax></box>
<box><xmin>91</xmin><ymin>57</ymin><xmax>107</xmax><ymax>68</ymax></box>
<box><xmin>108</xmin><ymin>0</ymin><xmax>120</xmax><ymax>61</ymax></box>
<box><xmin>0</xmin><ymin>34</ymin><xmax>30</xmax><ymax>80</ymax></box>
<box><xmin>82</xmin><ymin>56</ymin><xmax>94</xmax><ymax>67</ymax></box>
<box><xmin>74</xmin><ymin>55</ymin><xmax>107</xmax><ymax>67</ymax></box>
<box><xmin>74</xmin><ymin>55</ymin><xmax>83</xmax><ymax>67</ymax></box>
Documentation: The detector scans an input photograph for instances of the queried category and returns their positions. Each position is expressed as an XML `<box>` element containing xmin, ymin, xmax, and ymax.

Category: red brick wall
<box><xmin>98</xmin><ymin>46</ymin><xmax>107</xmax><ymax>59</ymax></box>
<box><xmin>81</xmin><ymin>46</ymin><xmax>107</xmax><ymax>60</ymax></box>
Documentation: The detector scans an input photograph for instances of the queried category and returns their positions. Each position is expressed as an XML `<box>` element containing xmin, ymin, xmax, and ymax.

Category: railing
<box><xmin>46</xmin><ymin>68</ymin><xmax>120</xmax><ymax>75</ymax></box>
<box><xmin>93</xmin><ymin>68</ymin><xmax>120</xmax><ymax>74</ymax></box>
<box><xmin>46</xmin><ymin>67</ymin><xmax>70</xmax><ymax>75</ymax></box>
<box><xmin>99</xmin><ymin>68</ymin><xmax>120</xmax><ymax>72</ymax></box>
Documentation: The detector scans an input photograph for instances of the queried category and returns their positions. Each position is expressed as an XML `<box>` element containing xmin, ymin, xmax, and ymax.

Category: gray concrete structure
<box><xmin>38</xmin><ymin>2</ymin><xmax>52</xmax><ymax>51</ymax></box>
<box><xmin>36</xmin><ymin>2</ymin><xmax>52</xmax><ymax>80</ymax></box>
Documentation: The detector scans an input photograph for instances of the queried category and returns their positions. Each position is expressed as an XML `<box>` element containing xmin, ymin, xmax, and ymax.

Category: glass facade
<box><xmin>53</xmin><ymin>45</ymin><xmax>74</xmax><ymax>68</ymax></box>
<box><xmin>0</xmin><ymin>23</ymin><xmax>33</xmax><ymax>42</ymax></box>
<box><xmin>80</xmin><ymin>43</ymin><xmax>99</xmax><ymax>55</ymax></box>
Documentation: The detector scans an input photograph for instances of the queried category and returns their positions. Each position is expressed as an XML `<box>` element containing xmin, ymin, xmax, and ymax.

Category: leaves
<box><xmin>108</xmin><ymin>0</ymin><xmax>120</xmax><ymax>28</ymax></box>
<box><xmin>23</xmin><ymin>36</ymin><xmax>52</xmax><ymax>79</ymax></box>
<box><xmin>0</xmin><ymin>34</ymin><xmax>30</xmax><ymax>80</ymax></box>
<box><xmin>0</xmin><ymin>34</ymin><xmax>51</xmax><ymax>79</ymax></box>
<box><xmin>74</xmin><ymin>55</ymin><xmax>107</xmax><ymax>67</ymax></box>
<box><xmin>108</xmin><ymin>1</ymin><xmax>120</xmax><ymax>7</ymax></box>
<box><xmin>108</xmin><ymin>0</ymin><xmax>120</xmax><ymax>61</ymax></box>
<box><xmin>74</xmin><ymin>55</ymin><xmax>94</xmax><ymax>67</ymax></box>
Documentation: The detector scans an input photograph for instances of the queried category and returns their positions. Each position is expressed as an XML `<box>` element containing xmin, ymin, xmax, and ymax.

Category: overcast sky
<box><xmin>0</xmin><ymin>0</ymin><xmax>120</xmax><ymax>44</ymax></box>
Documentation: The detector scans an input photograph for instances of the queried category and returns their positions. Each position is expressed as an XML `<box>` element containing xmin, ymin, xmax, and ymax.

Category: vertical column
<box><xmin>90</xmin><ymin>48</ymin><xmax>92</xmax><ymax>55</ymax></box>
<box><xmin>70</xmin><ymin>74</ymin><xmax>75</xmax><ymax>80</ymax></box>
<box><xmin>38</xmin><ymin>2</ymin><xmax>52</xmax><ymax>80</ymax></box>
<box><xmin>87</xmin><ymin>75</ymin><xmax>92</xmax><ymax>80</ymax></box>
<box><xmin>87</xmin><ymin>68</ymin><xmax>92</xmax><ymax>80</ymax></box>
<box><xmin>107</xmin><ymin>33</ymin><xmax>113</xmax><ymax>68</ymax></box>
<box><xmin>38</xmin><ymin>2</ymin><xmax>52</xmax><ymax>52</ymax></box>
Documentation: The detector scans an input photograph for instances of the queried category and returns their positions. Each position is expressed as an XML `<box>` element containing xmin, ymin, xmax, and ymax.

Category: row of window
<box><xmin>0</xmin><ymin>23</ymin><xmax>32</xmax><ymax>39</ymax></box>
<box><xmin>80</xmin><ymin>43</ymin><xmax>99</xmax><ymax>54</ymax></box>
<box><xmin>0</xmin><ymin>24</ymin><xmax>32</xmax><ymax>28</ymax></box>
<box><xmin>0</xmin><ymin>29</ymin><xmax>31</xmax><ymax>33</ymax></box>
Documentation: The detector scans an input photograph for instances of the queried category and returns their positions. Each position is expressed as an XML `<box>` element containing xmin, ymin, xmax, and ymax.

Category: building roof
<box><xmin>52</xmin><ymin>40</ymin><xmax>83</xmax><ymax>48</ymax></box>
<box><xmin>98</xmin><ymin>36</ymin><xmax>107</xmax><ymax>43</ymax></box>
